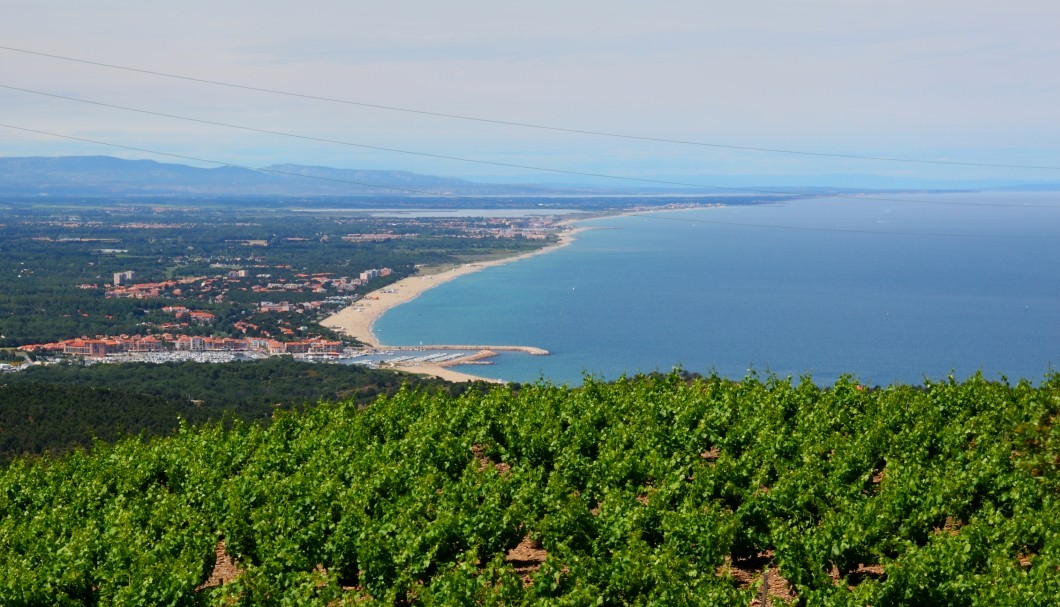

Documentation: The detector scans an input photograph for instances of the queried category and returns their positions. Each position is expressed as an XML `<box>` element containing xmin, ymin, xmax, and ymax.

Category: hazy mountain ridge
<box><xmin>263</xmin><ymin>164</ymin><xmax>475</xmax><ymax>188</ymax></box>
<box><xmin>0</xmin><ymin>156</ymin><xmax>547</xmax><ymax>197</ymax></box>
<box><xmin>3</xmin><ymin>156</ymin><xmax>1057</xmax><ymax>198</ymax></box>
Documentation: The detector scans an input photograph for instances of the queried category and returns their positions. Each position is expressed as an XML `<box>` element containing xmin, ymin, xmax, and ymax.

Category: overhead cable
<box><xmin>2</xmin><ymin>44</ymin><xmax>1057</xmax><ymax>171</ymax></box>
<box><xmin>1</xmin><ymin>122</ymin><xmax>1057</xmax><ymax>239</ymax></box>
<box><xmin>3</xmin><ymin>84</ymin><xmax>1057</xmax><ymax>209</ymax></box>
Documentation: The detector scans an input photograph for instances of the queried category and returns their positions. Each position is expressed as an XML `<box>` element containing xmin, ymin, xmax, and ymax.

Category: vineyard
<box><xmin>1</xmin><ymin>372</ymin><xmax>1058</xmax><ymax>605</ymax></box>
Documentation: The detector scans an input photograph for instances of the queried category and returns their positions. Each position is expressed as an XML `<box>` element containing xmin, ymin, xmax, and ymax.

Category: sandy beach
<box><xmin>398</xmin><ymin>363</ymin><xmax>506</xmax><ymax>384</ymax></box>
<box><xmin>322</xmin><ymin>226</ymin><xmax>585</xmax><ymax>382</ymax></box>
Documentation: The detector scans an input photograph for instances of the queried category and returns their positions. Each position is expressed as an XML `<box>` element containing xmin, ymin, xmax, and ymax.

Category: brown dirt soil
<box><xmin>850</xmin><ymin>563</ymin><xmax>886</xmax><ymax>583</ymax></box>
<box><xmin>717</xmin><ymin>556</ymin><xmax>756</xmax><ymax>588</ymax></box>
<box><xmin>830</xmin><ymin>562</ymin><xmax>886</xmax><ymax>589</ymax></box>
<box><xmin>197</xmin><ymin>540</ymin><xmax>244</xmax><ymax>591</ymax></box>
<box><xmin>471</xmin><ymin>444</ymin><xmax>510</xmax><ymax>476</ymax></box>
<box><xmin>934</xmin><ymin>516</ymin><xmax>963</xmax><ymax>536</ymax></box>
<box><xmin>700</xmin><ymin>447</ymin><xmax>721</xmax><ymax>461</ymax></box>
<box><xmin>717</xmin><ymin>551</ymin><xmax>795</xmax><ymax>605</ymax></box>
<box><xmin>764</xmin><ymin>567</ymin><xmax>797</xmax><ymax>604</ymax></box>
<box><xmin>744</xmin><ymin>567</ymin><xmax>795</xmax><ymax>606</ymax></box>
<box><xmin>505</xmin><ymin>536</ymin><xmax>548</xmax><ymax>586</ymax></box>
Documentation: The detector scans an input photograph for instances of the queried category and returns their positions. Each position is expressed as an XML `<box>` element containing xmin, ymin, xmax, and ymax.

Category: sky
<box><xmin>2</xmin><ymin>1</ymin><xmax>1059</xmax><ymax>188</ymax></box>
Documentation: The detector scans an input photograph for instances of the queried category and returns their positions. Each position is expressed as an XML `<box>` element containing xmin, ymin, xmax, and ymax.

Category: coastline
<box><xmin>321</xmin><ymin>225</ymin><xmax>586</xmax><ymax>382</ymax></box>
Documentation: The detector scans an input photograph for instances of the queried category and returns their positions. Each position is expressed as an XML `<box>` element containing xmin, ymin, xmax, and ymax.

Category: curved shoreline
<box><xmin>321</xmin><ymin>226</ymin><xmax>585</xmax><ymax>382</ymax></box>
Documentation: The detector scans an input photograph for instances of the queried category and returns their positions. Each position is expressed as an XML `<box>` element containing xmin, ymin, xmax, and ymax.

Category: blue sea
<box><xmin>375</xmin><ymin>192</ymin><xmax>1060</xmax><ymax>385</ymax></box>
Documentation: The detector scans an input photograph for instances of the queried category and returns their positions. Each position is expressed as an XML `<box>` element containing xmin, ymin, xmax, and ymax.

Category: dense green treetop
<box><xmin>0</xmin><ymin>358</ymin><xmax>465</xmax><ymax>464</ymax></box>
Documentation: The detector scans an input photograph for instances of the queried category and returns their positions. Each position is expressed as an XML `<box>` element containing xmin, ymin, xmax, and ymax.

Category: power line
<box><xmin>0</xmin><ymin>123</ymin><xmax>479</xmax><ymax>199</ymax></box>
<box><xmin>0</xmin><ymin>83</ymin><xmax>798</xmax><ymax>192</ymax></box>
<box><xmin>2</xmin><ymin>123</ymin><xmax>1056</xmax><ymax>239</ymax></box>
<box><xmin>2</xmin><ymin>44</ymin><xmax>1058</xmax><ymax>172</ymax></box>
<box><xmin>4</xmin><ymin>84</ymin><xmax>1057</xmax><ymax>210</ymax></box>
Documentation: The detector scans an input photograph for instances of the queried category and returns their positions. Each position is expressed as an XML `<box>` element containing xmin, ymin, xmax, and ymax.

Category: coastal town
<box><xmin>18</xmin><ymin>333</ymin><xmax>345</xmax><ymax>358</ymax></box>
<box><xmin>103</xmin><ymin>266</ymin><xmax>392</xmax><ymax>302</ymax></box>
<box><xmin>2</xmin><ymin>206</ymin><xmax>574</xmax><ymax>380</ymax></box>
<box><xmin>16</xmin><ymin>264</ymin><xmax>396</xmax><ymax>357</ymax></box>
<box><xmin>11</xmin><ymin>247</ymin><xmax>560</xmax><ymax>382</ymax></box>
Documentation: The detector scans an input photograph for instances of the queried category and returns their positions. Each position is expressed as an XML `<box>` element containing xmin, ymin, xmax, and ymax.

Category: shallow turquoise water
<box><xmin>375</xmin><ymin>193</ymin><xmax>1060</xmax><ymax>385</ymax></box>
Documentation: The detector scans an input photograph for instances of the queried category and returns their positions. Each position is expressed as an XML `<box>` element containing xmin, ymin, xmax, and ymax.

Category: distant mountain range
<box><xmin>0</xmin><ymin>156</ymin><xmax>556</xmax><ymax>197</ymax></box>
<box><xmin>2</xmin><ymin>156</ymin><xmax>1057</xmax><ymax>198</ymax></box>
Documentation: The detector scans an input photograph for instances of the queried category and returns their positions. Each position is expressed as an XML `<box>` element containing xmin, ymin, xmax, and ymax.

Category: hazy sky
<box><xmin>2</xmin><ymin>1</ymin><xmax>1059</xmax><ymax>186</ymax></box>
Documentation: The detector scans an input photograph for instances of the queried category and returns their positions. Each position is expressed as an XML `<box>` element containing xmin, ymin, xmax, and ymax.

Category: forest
<box><xmin>0</xmin><ymin>358</ymin><xmax>468</xmax><ymax>464</ymax></box>
<box><xmin>1</xmin><ymin>372</ymin><xmax>1056</xmax><ymax>605</ymax></box>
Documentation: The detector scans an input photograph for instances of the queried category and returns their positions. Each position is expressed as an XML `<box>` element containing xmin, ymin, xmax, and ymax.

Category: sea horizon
<box><xmin>374</xmin><ymin>192</ymin><xmax>1060</xmax><ymax>386</ymax></box>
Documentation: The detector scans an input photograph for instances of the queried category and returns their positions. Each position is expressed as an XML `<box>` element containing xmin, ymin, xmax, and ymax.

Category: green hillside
<box><xmin>1</xmin><ymin>372</ymin><xmax>1057</xmax><ymax>605</ymax></box>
